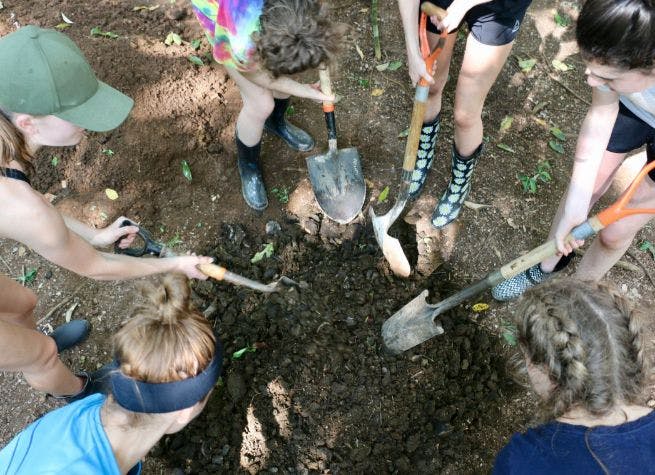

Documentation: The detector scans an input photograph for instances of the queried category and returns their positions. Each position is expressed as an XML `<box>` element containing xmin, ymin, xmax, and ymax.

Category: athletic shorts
<box><xmin>418</xmin><ymin>0</ymin><xmax>532</xmax><ymax>46</ymax></box>
<box><xmin>607</xmin><ymin>102</ymin><xmax>655</xmax><ymax>181</ymax></box>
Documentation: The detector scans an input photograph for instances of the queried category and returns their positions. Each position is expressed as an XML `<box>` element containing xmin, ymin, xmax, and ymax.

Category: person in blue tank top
<box><xmin>494</xmin><ymin>278</ymin><xmax>654</xmax><ymax>474</ymax></box>
<box><xmin>0</xmin><ymin>274</ymin><xmax>223</xmax><ymax>474</ymax></box>
<box><xmin>493</xmin><ymin>0</ymin><xmax>655</xmax><ymax>300</ymax></box>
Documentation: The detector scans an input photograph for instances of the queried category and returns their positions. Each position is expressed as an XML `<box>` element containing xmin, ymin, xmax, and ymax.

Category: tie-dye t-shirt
<box><xmin>191</xmin><ymin>0</ymin><xmax>264</xmax><ymax>71</ymax></box>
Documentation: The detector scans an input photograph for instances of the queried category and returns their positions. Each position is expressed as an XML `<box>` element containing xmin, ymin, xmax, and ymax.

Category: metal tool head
<box><xmin>368</xmin><ymin>194</ymin><xmax>411</xmax><ymax>277</ymax></box>
<box><xmin>382</xmin><ymin>290</ymin><xmax>445</xmax><ymax>354</ymax></box>
<box><xmin>306</xmin><ymin>147</ymin><xmax>365</xmax><ymax>224</ymax></box>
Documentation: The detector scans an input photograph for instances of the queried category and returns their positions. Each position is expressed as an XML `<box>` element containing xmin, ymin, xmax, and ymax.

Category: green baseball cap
<box><xmin>0</xmin><ymin>25</ymin><xmax>133</xmax><ymax>132</ymax></box>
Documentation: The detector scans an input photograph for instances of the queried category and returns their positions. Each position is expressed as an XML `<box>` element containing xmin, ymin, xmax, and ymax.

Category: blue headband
<box><xmin>110</xmin><ymin>339</ymin><xmax>223</xmax><ymax>414</ymax></box>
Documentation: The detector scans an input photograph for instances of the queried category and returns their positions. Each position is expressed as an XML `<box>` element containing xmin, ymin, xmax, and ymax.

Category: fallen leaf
<box><xmin>518</xmin><ymin>58</ymin><xmax>536</xmax><ymax>73</ymax></box>
<box><xmin>164</xmin><ymin>32</ymin><xmax>182</xmax><ymax>46</ymax></box>
<box><xmin>532</xmin><ymin>101</ymin><xmax>548</xmax><ymax>114</ymax></box>
<box><xmin>397</xmin><ymin>127</ymin><xmax>409</xmax><ymax>138</ymax></box>
<box><xmin>18</xmin><ymin>246</ymin><xmax>25</xmax><ymax>257</ymax></box>
<box><xmin>105</xmin><ymin>188</ymin><xmax>119</xmax><ymax>200</ymax></box>
<box><xmin>472</xmin><ymin>303</ymin><xmax>489</xmax><ymax>313</ymax></box>
<box><xmin>181</xmin><ymin>160</ymin><xmax>193</xmax><ymax>181</ymax></box>
<box><xmin>549</xmin><ymin>126</ymin><xmax>566</xmax><ymax>141</ymax></box>
<box><xmin>133</xmin><ymin>4</ymin><xmax>160</xmax><ymax>11</ymax></box>
<box><xmin>548</xmin><ymin>140</ymin><xmax>564</xmax><ymax>154</ymax></box>
<box><xmin>496</xmin><ymin>143</ymin><xmax>515</xmax><ymax>153</ymax></box>
<box><xmin>64</xmin><ymin>302</ymin><xmax>79</xmax><ymax>323</ymax></box>
<box><xmin>354</xmin><ymin>43</ymin><xmax>364</xmax><ymax>60</ymax></box>
<box><xmin>464</xmin><ymin>200</ymin><xmax>490</xmax><ymax>210</ymax></box>
<box><xmin>251</xmin><ymin>243</ymin><xmax>274</xmax><ymax>263</ymax></box>
<box><xmin>188</xmin><ymin>55</ymin><xmax>204</xmax><ymax>66</ymax></box>
<box><xmin>371</xmin><ymin>88</ymin><xmax>384</xmax><ymax>97</ymax></box>
<box><xmin>55</xmin><ymin>23</ymin><xmax>71</xmax><ymax>30</ymax></box>
<box><xmin>499</xmin><ymin>115</ymin><xmax>513</xmax><ymax>133</ymax></box>
<box><xmin>387</xmin><ymin>60</ymin><xmax>403</xmax><ymax>71</ymax></box>
<box><xmin>61</xmin><ymin>12</ymin><xmax>74</xmax><ymax>24</ymax></box>
<box><xmin>377</xmin><ymin>185</ymin><xmax>390</xmax><ymax>203</ymax></box>
<box><xmin>375</xmin><ymin>62</ymin><xmax>389</xmax><ymax>71</ymax></box>
<box><xmin>551</xmin><ymin>59</ymin><xmax>570</xmax><ymax>72</ymax></box>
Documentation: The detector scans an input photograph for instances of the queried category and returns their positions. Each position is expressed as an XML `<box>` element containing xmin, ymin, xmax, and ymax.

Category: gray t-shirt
<box><xmin>598</xmin><ymin>84</ymin><xmax>655</xmax><ymax>128</ymax></box>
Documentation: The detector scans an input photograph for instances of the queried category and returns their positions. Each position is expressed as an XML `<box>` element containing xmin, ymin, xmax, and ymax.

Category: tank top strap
<box><xmin>1</xmin><ymin>167</ymin><xmax>30</xmax><ymax>185</ymax></box>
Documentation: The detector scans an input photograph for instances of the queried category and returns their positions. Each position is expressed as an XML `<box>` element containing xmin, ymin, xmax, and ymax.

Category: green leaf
<box><xmin>90</xmin><ymin>27</ymin><xmax>119</xmax><ymax>39</ymax></box>
<box><xmin>251</xmin><ymin>243</ymin><xmax>274</xmax><ymax>263</ymax></box>
<box><xmin>181</xmin><ymin>160</ymin><xmax>193</xmax><ymax>181</ymax></box>
<box><xmin>55</xmin><ymin>23</ymin><xmax>71</xmax><ymax>30</ymax></box>
<box><xmin>397</xmin><ymin>127</ymin><xmax>409</xmax><ymax>138</ymax></box>
<box><xmin>232</xmin><ymin>345</ymin><xmax>256</xmax><ymax>359</ymax></box>
<box><xmin>166</xmin><ymin>234</ymin><xmax>183</xmax><ymax>248</ymax></box>
<box><xmin>375</xmin><ymin>62</ymin><xmax>389</xmax><ymax>72</ymax></box>
<box><xmin>51</xmin><ymin>156</ymin><xmax>59</xmax><ymax>167</ymax></box>
<box><xmin>497</xmin><ymin>143</ymin><xmax>515</xmax><ymax>153</ymax></box>
<box><xmin>554</xmin><ymin>11</ymin><xmax>571</xmax><ymax>27</ymax></box>
<box><xmin>271</xmin><ymin>186</ymin><xmax>289</xmax><ymax>203</ymax></box>
<box><xmin>357</xmin><ymin>78</ymin><xmax>370</xmax><ymax>88</ymax></box>
<box><xmin>499</xmin><ymin>115</ymin><xmax>513</xmax><ymax>133</ymax></box>
<box><xmin>548</xmin><ymin>140</ymin><xmax>565</xmax><ymax>154</ymax></box>
<box><xmin>518</xmin><ymin>58</ymin><xmax>537</xmax><ymax>73</ymax></box>
<box><xmin>377</xmin><ymin>185</ymin><xmax>390</xmax><ymax>203</ymax></box>
<box><xmin>549</xmin><ymin>127</ymin><xmax>566</xmax><ymax>141</ymax></box>
<box><xmin>164</xmin><ymin>32</ymin><xmax>182</xmax><ymax>46</ymax></box>
<box><xmin>101</xmin><ymin>148</ymin><xmax>114</xmax><ymax>156</ymax></box>
<box><xmin>551</xmin><ymin>59</ymin><xmax>570</xmax><ymax>72</ymax></box>
<box><xmin>639</xmin><ymin>240</ymin><xmax>655</xmax><ymax>259</ymax></box>
<box><xmin>187</xmin><ymin>54</ymin><xmax>204</xmax><ymax>66</ymax></box>
<box><xmin>387</xmin><ymin>60</ymin><xmax>403</xmax><ymax>71</ymax></box>
<box><xmin>190</xmin><ymin>38</ymin><xmax>202</xmax><ymax>50</ymax></box>
<box><xmin>18</xmin><ymin>268</ymin><xmax>38</xmax><ymax>285</ymax></box>
<box><xmin>285</xmin><ymin>105</ymin><xmax>295</xmax><ymax>116</ymax></box>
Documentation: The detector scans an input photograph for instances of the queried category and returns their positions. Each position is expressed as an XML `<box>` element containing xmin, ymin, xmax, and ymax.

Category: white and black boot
<box><xmin>431</xmin><ymin>142</ymin><xmax>482</xmax><ymax>228</ymax></box>
<box><xmin>409</xmin><ymin>113</ymin><xmax>440</xmax><ymax>201</ymax></box>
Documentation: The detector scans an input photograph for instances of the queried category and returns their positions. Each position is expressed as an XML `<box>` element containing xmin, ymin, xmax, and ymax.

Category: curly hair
<box><xmin>254</xmin><ymin>0</ymin><xmax>347</xmax><ymax>77</ymax></box>
<box><xmin>576</xmin><ymin>0</ymin><xmax>655</xmax><ymax>69</ymax></box>
<box><xmin>514</xmin><ymin>278</ymin><xmax>651</xmax><ymax>420</ymax></box>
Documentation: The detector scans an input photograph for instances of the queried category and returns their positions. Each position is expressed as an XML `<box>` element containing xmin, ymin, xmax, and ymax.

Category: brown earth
<box><xmin>1</xmin><ymin>0</ymin><xmax>654</xmax><ymax>473</ymax></box>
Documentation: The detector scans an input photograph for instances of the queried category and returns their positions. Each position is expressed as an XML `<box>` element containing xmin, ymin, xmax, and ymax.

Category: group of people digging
<box><xmin>0</xmin><ymin>0</ymin><xmax>653</xmax><ymax>472</ymax></box>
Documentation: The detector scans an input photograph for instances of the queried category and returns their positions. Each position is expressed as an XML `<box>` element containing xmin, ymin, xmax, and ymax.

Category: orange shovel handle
<box><xmin>418</xmin><ymin>3</ymin><xmax>448</xmax><ymax>87</ymax></box>
<box><xmin>596</xmin><ymin>160</ymin><xmax>655</xmax><ymax>227</ymax></box>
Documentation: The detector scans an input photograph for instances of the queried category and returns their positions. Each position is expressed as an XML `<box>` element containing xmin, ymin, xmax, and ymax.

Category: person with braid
<box><xmin>494</xmin><ymin>278</ymin><xmax>654</xmax><ymax>474</ymax></box>
<box><xmin>0</xmin><ymin>274</ymin><xmax>223</xmax><ymax>474</ymax></box>
<box><xmin>191</xmin><ymin>0</ymin><xmax>346</xmax><ymax>210</ymax></box>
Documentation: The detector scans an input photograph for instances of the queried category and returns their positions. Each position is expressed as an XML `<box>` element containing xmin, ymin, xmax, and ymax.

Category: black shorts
<box><xmin>607</xmin><ymin>102</ymin><xmax>655</xmax><ymax>181</ymax></box>
<box><xmin>419</xmin><ymin>0</ymin><xmax>532</xmax><ymax>46</ymax></box>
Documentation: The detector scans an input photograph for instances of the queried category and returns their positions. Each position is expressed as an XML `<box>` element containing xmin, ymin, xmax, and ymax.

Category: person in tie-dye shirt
<box><xmin>192</xmin><ymin>0</ymin><xmax>346</xmax><ymax>210</ymax></box>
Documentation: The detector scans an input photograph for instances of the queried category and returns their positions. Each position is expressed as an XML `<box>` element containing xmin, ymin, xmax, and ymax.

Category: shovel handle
<box><xmin>197</xmin><ymin>263</ymin><xmax>276</xmax><ymax>293</ymax></box>
<box><xmin>319</xmin><ymin>67</ymin><xmax>337</xmax><ymax>149</ymax></box>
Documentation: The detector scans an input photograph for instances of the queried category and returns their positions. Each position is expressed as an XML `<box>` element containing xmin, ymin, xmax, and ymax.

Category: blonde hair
<box><xmin>515</xmin><ymin>278</ymin><xmax>650</xmax><ymax>420</ymax></box>
<box><xmin>113</xmin><ymin>273</ymin><xmax>216</xmax><ymax>383</ymax></box>
<box><xmin>0</xmin><ymin>108</ymin><xmax>35</xmax><ymax>175</ymax></box>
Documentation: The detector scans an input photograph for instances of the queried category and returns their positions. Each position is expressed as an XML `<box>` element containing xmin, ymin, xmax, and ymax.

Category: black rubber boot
<box><xmin>236</xmin><ymin>135</ymin><xmax>268</xmax><ymax>211</ymax></box>
<box><xmin>264</xmin><ymin>98</ymin><xmax>315</xmax><ymax>152</ymax></box>
<box><xmin>409</xmin><ymin>113</ymin><xmax>440</xmax><ymax>200</ymax></box>
<box><xmin>50</xmin><ymin>320</ymin><xmax>90</xmax><ymax>353</ymax></box>
<box><xmin>431</xmin><ymin>142</ymin><xmax>483</xmax><ymax>228</ymax></box>
<box><xmin>52</xmin><ymin>363</ymin><xmax>114</xmax><ymax>404</ymax></box>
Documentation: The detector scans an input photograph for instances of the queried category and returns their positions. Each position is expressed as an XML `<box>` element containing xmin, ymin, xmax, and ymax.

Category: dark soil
<box><xmin>1</xmin><ymin>0</ymin><xmax>653</xmax><ymax>473</ymax></box>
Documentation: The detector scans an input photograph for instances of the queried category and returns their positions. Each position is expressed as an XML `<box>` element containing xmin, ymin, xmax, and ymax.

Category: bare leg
<box><xmin>424</xmin><ymin>31</ymin><xmax>458</xmax><ymax>122</ymax></box>
<box><xmin>541</xmin><ymin>151</ymin><xmax>626</xmax><ymax>272</ymax></box>
<box><xmin>576</xmin><ymin>173</ymin><xmax>655</xmax><ymax>280</ymax></box>
<box><xmin>453</xmin><ymin>35</ymin><xmax>515</xmax><ymax>156</ymax></box>
<box><xmin>0</xmin><ymin>275</ymin><xmax>82</xmax><ymax>396</ymax></box>
<box><xmin>224</xmin><ymin>66</ymin><xmax>274</xmax><ymax>146</ymax></box>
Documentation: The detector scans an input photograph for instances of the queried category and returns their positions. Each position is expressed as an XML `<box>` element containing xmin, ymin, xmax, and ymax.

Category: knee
<box><xmin>598</xmin><ymin>227</ymin><xmax>634</xmax><ymax>251</ymax></box>
<box><xmin>452</xmin><ymin>106</ymin><xmax>480</xmax><ymax>131</ymax></box>
<box><xmin>243</xmin><ymin>93</ymin><xmax>275</xmax><ymax>122</ymax></box>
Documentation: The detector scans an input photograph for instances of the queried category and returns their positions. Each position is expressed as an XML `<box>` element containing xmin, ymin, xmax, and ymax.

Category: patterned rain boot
<box><xmin>431</xmin><ymin>142</ymin><xmax>483</xmax><ymax>228</ymax></box>
<box><xmin>409</xmin><ymin>113</ymin><xmax>440</xmax><ymax>200</ymax></box>
<box><xmin>236</xmin><ymin>134</ymin><xmax>268</xmax><ymax>211</ymax></box>
<box><xmin>264</xmin><ymin>97</ymin><xmax>315</xmax><ymax>152</ymax></box>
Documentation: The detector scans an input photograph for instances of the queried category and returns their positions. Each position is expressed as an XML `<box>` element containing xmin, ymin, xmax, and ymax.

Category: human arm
<box><xmin>398</xmin><ymin>0</ymin><xmax>434</xmax><ymax>85</ymax></box>
<box><xmin>433</xmin><ymin>0</ymin><xmax>492</xmax><ymax>33</ymax></box>
<box><xmin>242</xmin><ymin>69</ymin><xmax>334</xmax><ymax>102</ymax></box>
<box><xmin>5</xmin><ymin>192</ymin><xmax>211</xmax><ymax>280</ymax></box>
<box><xmin>551</xmin><ymin>87</ymin><xmax>620</xmax><ymax>254</ymax></box>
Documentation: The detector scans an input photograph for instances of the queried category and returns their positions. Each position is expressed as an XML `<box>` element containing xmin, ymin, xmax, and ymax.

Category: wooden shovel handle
<box><xmin>319</xmin><ymin>67</ymin><xmax>334</xmax><ymax>113</ymax></box>
<box><xmin>198</xmin><ymin>263</ymin><xmax>227</xmax><ymax>281</ymax></box>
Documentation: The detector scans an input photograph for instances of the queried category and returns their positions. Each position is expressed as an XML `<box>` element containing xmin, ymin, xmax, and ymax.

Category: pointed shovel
<box><xmin>306</xmin><ymin>68</ymin><xmax>365</xmax><ymax>224</ymax></box>
<box><xmin>383</xmin><ymin>159</ymin><xmax>655</xmax><ymax>353</ymax></box>
<box><xmin>369</xmin><ymin>3</ymin><xmax>447</xmax><ymax>277</ymax></box>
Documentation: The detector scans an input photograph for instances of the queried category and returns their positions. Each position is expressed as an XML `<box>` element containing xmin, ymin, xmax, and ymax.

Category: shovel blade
<box><xmin>369</xmin><ymin>206</ymin><xmax>411</xmax><ymax>277</ymax></box>
<box><xmin>306</xmin><ymin>147</ymin><xmax>365</xmax><ymax>224</ymax></box>
<box><xmin>382</xmin><ymin>290</ymin><xmax>444</xmax><ymax>354</ymax></box>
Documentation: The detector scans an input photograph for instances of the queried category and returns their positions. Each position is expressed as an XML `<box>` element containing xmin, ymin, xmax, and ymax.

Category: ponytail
<box><xmin>0</xmin><ymin>108</ymin><xmax>34</xmax><ymax>175</ymax></box>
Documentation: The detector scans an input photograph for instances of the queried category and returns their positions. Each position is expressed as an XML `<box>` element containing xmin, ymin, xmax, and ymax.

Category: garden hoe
<box><xmin>115</xmin><ymin>221</ymin><xmax>299</xmax><ymax>293</ymax></box>
<box><xmin>306</xmin><ymin>67</ymin><xmax>365</xmax><ymax>224</ymax></box>
<box><xmin>382</xmin><ymin>160</ymin><xmax>655</xmax><ymax>354</ymax></box>
<box><xmin>369</xmin><ymin>3</ymin><xmax>447</xmax><ymax>277</ymax></box>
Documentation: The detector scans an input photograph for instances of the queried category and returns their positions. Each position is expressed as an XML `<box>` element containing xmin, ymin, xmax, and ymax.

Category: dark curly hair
<box><xmin>577</xmin><ymin>0</ymin><xmax>655</xmax><ymax>69</ymax></box>
<box><xmin>254</xmin><ymin>0</ymin><xmax>347</xmax><ymax>77</ymax></box>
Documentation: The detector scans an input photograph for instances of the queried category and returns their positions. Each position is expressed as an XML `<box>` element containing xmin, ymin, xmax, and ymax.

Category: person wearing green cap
<box><xmin>0</xmin><ymin>26</ymin><xmax>213</xmax><ymax>402</ymax></box>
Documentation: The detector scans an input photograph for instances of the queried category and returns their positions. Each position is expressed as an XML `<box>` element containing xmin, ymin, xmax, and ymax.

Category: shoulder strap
<box><xmin>1</xmin><ymin>167</ymin><xmax>31</xmax><ymax>185</ymax></box>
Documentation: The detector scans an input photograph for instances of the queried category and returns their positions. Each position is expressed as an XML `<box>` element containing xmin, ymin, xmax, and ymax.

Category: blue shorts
<box><xmin>419</xmin><ymin>0</ymin><xmax>532</xmax><ymax>46</ymax></box>
<box><xmin>607</xmin><ymin>102</ymin><xmax>655</xmax><ymax>181</ymax></box>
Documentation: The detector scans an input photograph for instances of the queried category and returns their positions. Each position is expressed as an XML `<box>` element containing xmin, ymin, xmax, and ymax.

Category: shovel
<box><xmin>115</xmin><ymin>221</ymin><xmax>299</xmax><ymax>293</ymax></box>
<box><xmin>382</xmin><ymin>160</ymin><xmax>655</xmax><ymax>353</ymax></box>
<box><xmin>369</xmin><ymin>3</ymin><xmax>447</xmax><ymax>277</ymax></box>
<box><xmin>306</xmin><ymin>67</ymin><xmax>365</xmax><ymax>224</ymax></box>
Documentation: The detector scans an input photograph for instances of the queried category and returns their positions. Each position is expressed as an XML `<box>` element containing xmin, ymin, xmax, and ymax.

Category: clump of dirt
<box><xmin>148</xmin><ymin>223</ymin><xmax>521</xmax><ymax>473</ymax></box>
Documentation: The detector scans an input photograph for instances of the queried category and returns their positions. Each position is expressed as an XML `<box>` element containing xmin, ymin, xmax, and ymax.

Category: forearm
<box><xmin>82</xmin><ymin>252</ymin><xmax>181</xmax><ymax>281</ymax></box>
<box><xmin>246</xmin><ymin>71</ymin><xmax>315</xmax><ymax>99</ymax></box>
<box><xmin>62</xmin><ymin>215</ymin><xmax>99</xmax><ymax>245</ymax></box>
<box><xmin>399</xmin><ymin>0</ymin><xmax>421</xmax><ymax>56</ymax></box>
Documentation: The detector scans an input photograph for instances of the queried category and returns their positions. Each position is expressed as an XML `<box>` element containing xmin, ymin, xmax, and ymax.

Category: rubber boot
<box><xmin>409</xmin><ymin>113</ymin><xmax>440</xmax><ymax>200</ymax></box>
<box><xmin>52</xmin><ymin>363</ymin><xmax>114</xmax><ymax>404</ymax></box>
<box><xmin>264</xmin><ymin>98</ymin><xmax>315</xmax><ymax>152</ymax></box>
<box><xmin>236</xmin><ymin>135</ymin><xmax>268</xmax><ymax>211</ymax></box>
<box><xmin>50</xmin><ymin>320</ymin><xmax>90</xmax><ymax>353</ymax></box>
<box><xmin>431</xmin><ymin>142</ymin><xmax>483</xmax><ymax>228</ymax></box>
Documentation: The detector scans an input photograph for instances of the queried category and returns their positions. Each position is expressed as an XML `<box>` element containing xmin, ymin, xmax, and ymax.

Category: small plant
<box><xmin>554</xmin><ymin>11</ymin><xmax>571</xmax><ymax>27</ymax></box>
<box><xmin>271</xmin><ymin>186</ymin><xmax>289</xmax><ymax>203</ymax></box>
<box><xmin>377</xmin><ymin>185</ymin><xmax>389</xmax><ymax>203</ymax></box>
<box><xmin>166</xmin><ymin>234</ymin><xmax>183</xmax><ymax>248</ymax></box>
<box><xmin>17</xmin><ymin>268</ymin><xmax>37</xmax><ymax>285</ymax></box>
<box><xmin>164</xmin><ymin>32</ymin><xmax>182</xmax><ymax>46</ymax></box>
<box><xmin>187</xmin><ymin>55</ymin><xmax>204</xmax><ymax>66</ymax></box>
<box><xmin>101</xmin><ymin>148</ymin><xmax>114</xmax><ymax>156</ymax></box>
<box><xmin>190</xmin><ymin>38</ymin><xmax>202</xmax><ymax>50</ymax></box>
<box><xmin>251</xmin><ymin>243</ymin><xmax>274</xmax><ymax>263</ymax></box>
<box><xmin>181</xmin><ymin>160</ymin><xmax>192</xmax><ymax>181</ymax></box>
<box><xmin>232</xmin><ymin>345</ymin><xmax>257</xmax><ymax>359</ymax></box>
<box><xmin>518</xmin><ymin>161</ymin><xmax>552</xmax><ymax>193</ymax></box>
<box><xmin>285</xmin><ymin>104</ymin><xmax>296</xmax><ymax>116</ymax></box>
<box><xmin>90</xmin><ymin>27</ymin><xmax>119</xmax><ymax>39</ymax></box>
<box><xmin>517</xmin><ymin>57</ymin><xmax>537</xmax><ymax>73</ymax></box>
<box><xmin>51</xmin><ymin>156</ymin><xmax>59</xmax><ymax>167</ymax></box>
<box><xmin>639</xmin><ymin>240</ymin><xmax>655</xmax><ymax>259</ymax></box>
